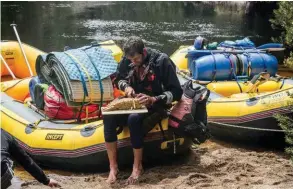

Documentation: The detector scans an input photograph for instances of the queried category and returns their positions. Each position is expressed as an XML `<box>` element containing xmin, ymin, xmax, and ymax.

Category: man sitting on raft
<box><xmin>103</xmin><ymin>36</ymin><xmax>183</xmax><ymax>184</ymax></box>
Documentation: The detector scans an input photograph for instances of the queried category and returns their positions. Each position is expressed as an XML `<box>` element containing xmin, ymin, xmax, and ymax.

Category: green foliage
<box><xmin>271</xmin><ymin>2</ymin><xmax>293</xmax><ymax>162</ymax></box>
<box><xmin>275</xmin><ymin>113</ymin><xmax>293</xmax><ymax>162</ymax></box>
<box><xmin>285</xmin><ymin>52</ymin><xmax>293</xmax><ymax>69</ymax></box>
<box><xmin>270</xmin><ymin>1</ymin><xmax>293</xmax><ymax>47</ymax></box>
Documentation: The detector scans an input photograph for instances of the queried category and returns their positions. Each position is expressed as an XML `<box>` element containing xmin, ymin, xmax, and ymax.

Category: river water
<box><xmin>1</xmin><ymin>1</ymin><xmax>278</xmax><ymax>55</ymax></box>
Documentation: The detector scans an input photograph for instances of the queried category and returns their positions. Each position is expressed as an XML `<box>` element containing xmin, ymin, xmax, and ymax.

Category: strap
<box><xmin>227</xmin><ymin>54</ymin><xmax>234</xmax><ymax>80</ymax></box>
<box><xmin>80</xmin><ymin>49</ymin><xmax>104</xmax><ymax>119</ymax></box>
<box><xmin>64</xmin><ymin>52</ymin><xmax>94</xmax><ymax>103</ymax></box>
<box><xmin>169</xmin><ymin>114</ymin><xmax>184</xmax><ymax>125</ymax></box>
<box><xmin>85</xmin><ymin>106</ymin><xmax>89</xmax><ymax>124</ymax></box>
<box><xmin>280</xmin><ymin>78</ymin><xmax>285</xmax><ymax>89</ymax></box>
<box><xmin>210</xmin><ymin>51</ymin><xmax>217</xmax><ymax>81</ymax></box>
<box><xmin>243</xmin><ymin>52</ymin><xmax>252</xmax><ymax>77</ymax></box>
<box><xmin>258</xmin><ymin>52</ymin><xmax>267</xmax><ymax>72</ymax></box>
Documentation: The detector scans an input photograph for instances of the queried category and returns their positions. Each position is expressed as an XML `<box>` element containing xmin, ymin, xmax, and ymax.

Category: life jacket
<box><xmin>168</xmin><ymin>80</ymin><xmax>210</xmax><ymax>144</ymax></box>
<box><xmin>44</xmin><ymin>85</ymin><xmax>99</xmax><ymax>120</ymax></box>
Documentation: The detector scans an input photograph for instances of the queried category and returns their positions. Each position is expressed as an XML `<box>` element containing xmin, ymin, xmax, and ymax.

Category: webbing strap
<box><xmin>85</xmin><ymin>106</ymin><xmax>89</xmax><ymax>124</ymax></box>
<box><xmin>227</xmin><ymin>54</ymin><xmax>234</xmax><ymax>80</ymax></box>
<box><xmin>65</xmin><ymin>52</ymin><xmax>94</xmax><ymax>103</ymax></box>
<box><xmin>258</xmin><ymin>52</ymin><xmax>267</xmax><ymax>72</ymax></box>
<box><xmin>244</xmin><ymin>52</ymin><xmax>252</xmax><ymax>77</ymax></box>
<box><xmin>210</xmin><ymin>51</ymin><xmax>217</xmax><ymax>81</ymax></box>
<box><xmin>80</xmin><ymin>49</ymin><xmax>104</xmax><ymax>119</ymax></box>
<box><xmin>227</xmin><ymin>54</ymin><xmax>243</xmax><ymax>93</ymax></box>
<box><xmin>62</xmin><ymin>53</ymin><xmax>88</xmax><ymax>97</ymax></box>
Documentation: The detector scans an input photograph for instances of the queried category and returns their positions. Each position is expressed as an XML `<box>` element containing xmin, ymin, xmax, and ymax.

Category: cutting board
<box><xmin>101</xmin><ymin>107</ymin><xmax>148</xmax><ymax>115</ymax></box>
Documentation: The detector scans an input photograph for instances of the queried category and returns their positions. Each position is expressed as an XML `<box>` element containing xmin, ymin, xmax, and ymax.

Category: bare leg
<box><xmin>126</xmin><ymin>148</ymin><xmax>144</xmax><ymax>185</ymax></box>
<box><xmin>105</xmin><ymin>142</ymin><xmax>118</xmax><ymax>184</ymax></box>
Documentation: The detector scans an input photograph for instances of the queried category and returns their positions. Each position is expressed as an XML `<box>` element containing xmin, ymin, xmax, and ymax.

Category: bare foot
<box><xmin>106</xmin><ymin>168</ymin><xmax>119</xmax><ymax>184</ymax></box>
<box><xmin>126</xmin><ymin>167</ymin><xmax>144</xmax><ymax>185</ymax></box>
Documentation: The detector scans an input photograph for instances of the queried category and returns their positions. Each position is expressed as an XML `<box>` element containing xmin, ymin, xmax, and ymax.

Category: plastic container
<box><xmin>237</xmin><ymin>53</ymin><xmax>278</xmax><ymax>78</ymax></box>
<box><xmin>192</xmin><ymin>54</ymin><xmax>238</xmax><ymax>81</ymax></box>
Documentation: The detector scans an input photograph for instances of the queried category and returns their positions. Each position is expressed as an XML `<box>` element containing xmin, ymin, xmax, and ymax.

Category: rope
<box><xmin>64</xmin><ymin>52</ymin><xmax>94</xmax><ymax>103</ymax></box>
<box><xmin>208</xmin><ymin>121</ymin><xmax>285</xmax><ymax>132</ymax></box>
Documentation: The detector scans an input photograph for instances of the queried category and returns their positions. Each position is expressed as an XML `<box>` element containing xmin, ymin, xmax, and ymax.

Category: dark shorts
<box><xmin>103</xmin><ymin>113</ymin><xmax>147</xmax><ymax>149</ymax></box>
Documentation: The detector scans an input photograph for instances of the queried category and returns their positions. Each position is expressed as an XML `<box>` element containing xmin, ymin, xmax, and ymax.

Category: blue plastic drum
<box><xmin>238</xmin><ymin>53</ymin><xmax>278</xmax><ymax>78</ymax></box>
<box><xmin>192</xmin><ymin>54</ymin><xmax>237</xmax><ymax>81</ymax></box>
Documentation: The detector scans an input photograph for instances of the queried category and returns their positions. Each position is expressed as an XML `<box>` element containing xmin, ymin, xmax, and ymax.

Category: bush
<box><xmin>271</xmin><ymin>1</ymin><xmax>293</xmax><ymax>162</ymax></box>
<box><xmin>270</xmin><ymin>1</ymin><xmax>293</xmax><ymax>49</ymax></box>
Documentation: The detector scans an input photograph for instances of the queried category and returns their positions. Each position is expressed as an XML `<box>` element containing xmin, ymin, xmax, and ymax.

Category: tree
<box><xmin>271</xmin><ymin>1</ymin><xmax>293</xmax><ymax>161</ymax></box>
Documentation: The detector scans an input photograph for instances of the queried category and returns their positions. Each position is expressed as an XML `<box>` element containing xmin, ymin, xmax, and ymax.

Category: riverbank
<box><xmin>16</xmin><ymin>139</ymin><xmax>293</xmax><ymax>189</ymax></box>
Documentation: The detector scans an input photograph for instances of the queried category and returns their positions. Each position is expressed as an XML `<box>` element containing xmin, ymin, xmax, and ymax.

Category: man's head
<box><xmin>123</xmin><ymin>36</ymin><xmax>147</xmax><ymax>66</ymax></box>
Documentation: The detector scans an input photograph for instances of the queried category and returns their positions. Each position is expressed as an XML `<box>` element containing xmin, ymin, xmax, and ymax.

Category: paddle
<box><xmin>10</xmin><ymin>23</ymin><xmax>33</xmax><ymax>77</ymax></box>
<box><xmin>246</xmin><ymin>72</ymin><xmax>271</xmax><ymax>93</ymax></box>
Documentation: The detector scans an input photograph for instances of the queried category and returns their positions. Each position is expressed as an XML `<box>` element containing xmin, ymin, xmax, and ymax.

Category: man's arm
<box><xmin>9</xmin><ymin>137</ymin><xmax>50</xmax><ymax>185</ymax></box>
<box><xmin>157</xmin><ymin>55</ymin><xmax>183</xmax><ymax>104</ymax></box>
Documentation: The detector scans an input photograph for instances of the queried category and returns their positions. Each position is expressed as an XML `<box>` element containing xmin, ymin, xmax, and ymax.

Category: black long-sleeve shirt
<box><xmin>115</xmin><ymin>48</ymin><xmax>183</xmax><ymax>105</ymax></box>
<box><xmin>1</xmin><ymin>129</ymin><xmax>50</xmax><ymax>185</ymax></box>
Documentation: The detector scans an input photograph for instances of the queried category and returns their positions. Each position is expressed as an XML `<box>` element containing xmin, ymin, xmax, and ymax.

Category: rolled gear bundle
<box><xmin>36</xmin><ymin>44</ymin><xmax>117</xmax><ymax>107</ymax></box>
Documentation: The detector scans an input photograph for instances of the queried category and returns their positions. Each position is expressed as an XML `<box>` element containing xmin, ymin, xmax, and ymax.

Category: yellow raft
<box><xmin>0</xmin><ymin>41</ymin><xmax>191</xmax><ymax>171</ymax></box>
<box><xmin>0</xmin><ymin>40</ymin><xmax>123</xmax><ymax>102</ymax></box>
<box><xmin>172</xmin><ymin>45</ymin><xmax>293</xmax><ymax>143</ymax></box>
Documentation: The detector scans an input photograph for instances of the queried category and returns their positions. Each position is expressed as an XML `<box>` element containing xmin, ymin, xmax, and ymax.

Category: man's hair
<box><xmin>123</xmin><ymin>36</ymin><xmax>145</xmax><ymax>57</ymax></box>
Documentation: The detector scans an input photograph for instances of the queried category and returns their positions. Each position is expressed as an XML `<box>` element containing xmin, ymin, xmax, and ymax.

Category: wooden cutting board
<box><xmin>101</xmin><ymin>107</ymin><xmax>148</xmax><ymax>115</ymax></box>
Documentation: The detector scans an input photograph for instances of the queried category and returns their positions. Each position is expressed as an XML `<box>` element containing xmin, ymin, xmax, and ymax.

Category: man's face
<box><xmin>127</xmin><ymin>52</ymin><xmax>144</xmax><ymax>66</ymax></box>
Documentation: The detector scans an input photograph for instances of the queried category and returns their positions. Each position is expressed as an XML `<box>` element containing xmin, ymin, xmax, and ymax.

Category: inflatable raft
<box><xmin>0</xmin><ymin>92</ymin><xmax>191</xmax><ymax>171</ymax></box>
<box><xmin>176</xmin><ymin>73</ymin><xmax>293</xmax><ymax>143</ymax></box>
<box><xmin>171</xmin><ymin>39</ymin><xmax>293</xmax><ymax>142</ymax></box>
<box><xmin>0</xmin><ymin>41</ymin><xmax>192</xmax><ymax>171</ymax></box>
<box><xmin>0</xmin><ymin>40</ymin><xmax>123</xmax><ymax>102</ymax></box>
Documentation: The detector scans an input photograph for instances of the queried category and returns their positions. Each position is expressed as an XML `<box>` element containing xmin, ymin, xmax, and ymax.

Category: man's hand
<box><xmin>47</xmin><ymin>178</ymin><xmax>60</xmax><ymax>188</ymax></box>
<box><xmin>125</xmin><ymin>86</ymin><xmax>135</xmax><ymax>97</ymax></box>
<box><xmin>136</xmin><ymin>93</ymin><xmax>156</xmax><ymax>106</ymax></box>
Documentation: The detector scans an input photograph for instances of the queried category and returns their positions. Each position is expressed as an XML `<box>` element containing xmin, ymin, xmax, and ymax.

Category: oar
<box><xmin>180</xmin><ymin>47</ymin><xmax>285</xmax><ymax>54</ymax></box>
<box><xmin>0</xmin><ymin>54</ymin><xmax>17</xmax><ymax>79</ymax></box>
<box><xmin>184</xmin><ymin>48</ymin><xmax>285</xmax><ymax>58</ymax></box>
<box><xmin>10</xmin><ymin>23</ymin><xmax>33</xmax><ymax>77</ymax></box>
<box><xmin>256</xmin><ymin>43</ymin><xmax>283</xmax><ymax>49</ymax></box>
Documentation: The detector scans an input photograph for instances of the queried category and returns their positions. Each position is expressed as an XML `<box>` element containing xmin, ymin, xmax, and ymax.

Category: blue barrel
<box><xmin>192</xmin><ymin>54</ymin><xmax>238</xmax><ymax>81</ymax></box>
<box><xmin>238</xmin><ymin>53</ymin><xmax>278</xmax><ymax>78</ymax></box>
<box><xmin>29</xmin><ymin>76</ymin><xmax>40</xmax><ymax>102</ymax></box>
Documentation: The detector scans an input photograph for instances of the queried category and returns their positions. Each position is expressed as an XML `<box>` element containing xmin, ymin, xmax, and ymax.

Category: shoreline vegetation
<box><xmin>271</xmin><ymin>1</ymin><xmax>293</xmax><ymax>162</ymax></box>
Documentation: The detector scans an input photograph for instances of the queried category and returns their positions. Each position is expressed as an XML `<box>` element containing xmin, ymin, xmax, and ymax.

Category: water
<box><xmin>1</xmin><ymin>1</ymin><xmax>278</xmax><ymax>55</ymax></box>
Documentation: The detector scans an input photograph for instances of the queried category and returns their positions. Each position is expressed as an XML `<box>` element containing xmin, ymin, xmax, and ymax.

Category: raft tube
<box><xmin>0</xmin><ymin>92</ymin><xmax>191</xmax><ymax>171</ymax></box>
<box><xmin>177</xmin><ymin>74</ymin><xmax>293</xmax><ymax>143</ymax></box>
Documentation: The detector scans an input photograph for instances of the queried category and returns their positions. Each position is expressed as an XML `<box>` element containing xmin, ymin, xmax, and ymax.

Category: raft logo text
<box><xmin>45</xmin><ymin>133</ymin><xmax>64</xmax><ymax>140</ymax></box>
